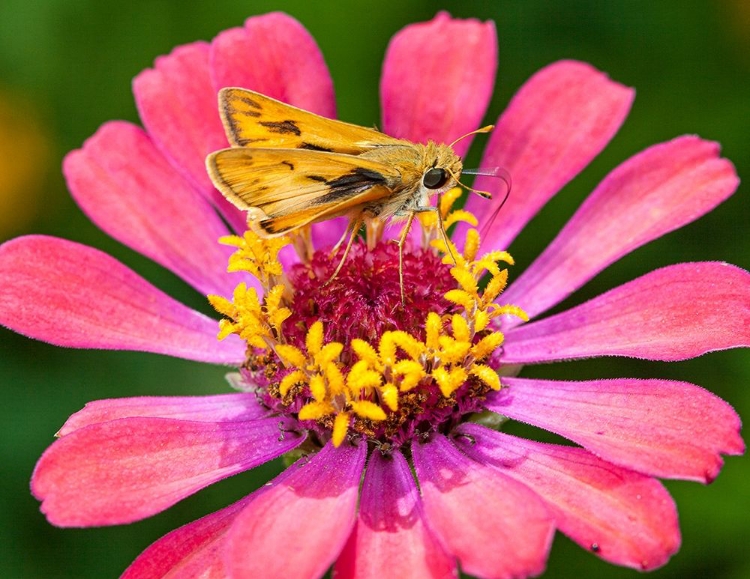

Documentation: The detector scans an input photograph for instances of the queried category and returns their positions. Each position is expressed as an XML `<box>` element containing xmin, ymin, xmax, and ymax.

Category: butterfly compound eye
<box><xmin>423</xmin><ymin>168</ymin><xmax>449</xmax><ymax>189</ymax></box>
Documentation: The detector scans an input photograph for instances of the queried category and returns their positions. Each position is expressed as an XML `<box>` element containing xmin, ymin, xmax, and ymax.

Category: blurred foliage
<box><xmin>0</xmin><ymin>90</ymin><xmax>52</xmax><ymax>238</ymax></box>
<box><xmin>0</xmin><ymin>1</ymin><xmax>748</xmax><ymax>578</ymax></box>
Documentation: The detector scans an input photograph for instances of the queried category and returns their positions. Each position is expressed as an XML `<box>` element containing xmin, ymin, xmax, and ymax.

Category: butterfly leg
<box><xmin>411</xmin><ymin>195</ymin><xmax>457</xmax><ymax>265</ymax></box>
<box><xmin>365</xmin><ymin>217</ymin><xmax>385</xmax><ymax>250</ymax></box>
<box><xmin>434</xmin><ymin>192</ymin><xmax>458</xmax><ymax>265</ymax></box>
<box><xmin>397</xmin><ymin>211</ymin><xmax>418</xmax><ymax>305</ymax></box>
<box><xmin>329</xmin><ymin>219</ymin><xmax>355</xmax><ymax>256</ymax></box>
<box><xmin>324</xmin><ymin>217</ymin><xmax>363</xmax><ymax>286</ymax></box>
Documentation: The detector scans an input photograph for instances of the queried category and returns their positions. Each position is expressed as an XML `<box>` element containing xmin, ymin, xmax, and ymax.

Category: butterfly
<box><xmin>206</xmin><ymin>87</ymin><xmax>494</xmax><ymax>300</ymax></box>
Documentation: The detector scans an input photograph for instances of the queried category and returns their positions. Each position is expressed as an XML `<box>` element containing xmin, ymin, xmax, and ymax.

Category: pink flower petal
<box><xmin>133</xmin><ymin>41</ymin><xmax>246</xmax><ymax>232</ymax></box>
<box><xmin>334</xmin><ymin>450</ymin><xmax>455</xmax><ymax>579</ymax></box>
<box><xmin>502</xmin><ymin>136</ymin><xmax>739</xmax><ymax>324</ymax></box>
<box><xmin>122</xmin><ymin>495</ymin><xmax>252</xmax><ymax>579</ymax></box>
<box><xmin>32</xmin><ymin>416</ymin><xmax>304</xmax><ymax>526</ymax></box>
<box><xmin>226</xmin><ymin>441</ymin><xmax>366</xmax><ymax>579</ymax></box>
<box><xmin>412</xmin><ymin>433</ymin><xmax>554</xmax><ymax>579</ymax></box>
<box><xmin>502</xmin><ymin>262</ymin><xmax>750</xmax><ymax>363</ymax></box>
<box><xmin>381</xmin><ymin>12</ymin><xmax>497</xmax><ymax>157</ymax></box>
<box><xmin>63</xmin><ymin>121</ymin><xmax>249</xmax><ymax>297</ymax></box>
<box><xmin>462</xmin><ymin>60</ymin><xmax>634</xmax><ymax>251</ymax></box>
<box><xmin>0</xmin><ymin>236</ymin><xmax>244</xmax><ymax>364</ymax></box>
<box><xmin>486</xmin><ymin>377</ymin><xmax>744</xmax><ymax>482</ymax></box>
<box><xmin>456</xmin><ymin>424</ymin><xmax>681</xmax><ymax>570</ymax></box>
<box><xmin>309</xmin><ymin>217</ymin><xmax>350</xmax><ymax>254</ymax></box>
<box><xmin>209</xmin><ymin>12</ymin><xmax>336</xmax><ymax>118</ymax></box>
<box><xmin>59</xmin><ymin>393</ymin><xmax>269</xmax><ymax>437</ymax></box>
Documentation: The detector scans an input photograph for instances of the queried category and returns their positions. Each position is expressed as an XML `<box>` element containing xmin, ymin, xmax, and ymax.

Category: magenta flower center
<box><xmin>287</xmin><ymin>242</ymin><xmax>456</xmax><ymax>345</ymax></box>
<box><xmin>209</xmin><ymin>203</ymin><xmax>526</xmax><ymax>449</ymax></box>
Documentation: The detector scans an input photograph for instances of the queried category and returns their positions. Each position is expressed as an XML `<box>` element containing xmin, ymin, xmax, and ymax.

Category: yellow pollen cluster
<box><xmin>209</xmin><ymin>204</ymin><xmax>526</xmax><ymax>447</ymax></box>
<box><xmin>219</xmin><ymin>231</ymin><xmax>289</xmax><ymax>286</ymax></box>
<box><xmin>208</xmin><ymin>232</ymin><xmax>291</xmax><ymax>348</ymax></box>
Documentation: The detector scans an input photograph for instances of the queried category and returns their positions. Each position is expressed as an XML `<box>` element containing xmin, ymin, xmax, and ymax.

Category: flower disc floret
<box><xmin>211</xmin><ymin>208</ymin><xmax>525</xmax><ymax>448</ymax></box>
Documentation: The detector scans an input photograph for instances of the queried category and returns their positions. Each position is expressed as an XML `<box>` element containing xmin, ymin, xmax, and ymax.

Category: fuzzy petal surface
<box><xmin>456</xmin><ymin>424</ymin><xmax>681</xmax><ymax>571</ymax></box>
<box><xmin>335</xmin><ymin>450</ymin><xmax>456</xmax><ymax>579</ymax></box>
<box><xmin>502</xmin><ymin>262</ymin><xmax>750</xmax><ymax>363</ymax></box>
<box><xmin>463</xmin><ymin>60</ymin><xmax>634</xmax><ymax>251</ymax></box>
<box><xmin>0</xmin><ymin>236</ymin><xmax>244</xmax><ymax>364</ymax></box>
<box><xmin>58</xmin><ymin>393</ymin><xmax>270</xmax><ymax>436</ymax></box>
<box><xmin>209</xmin><ymin>12</ymin><xmax>335</xmax><ymax>118</ymax></box>
<box><xmin>412</xmin><ymin>434</ymin><xmax>554</xmax><ymax>579</ymax></box>
<box><xmin>226</xmin><ymin>441</ymin><xmax>366</xmax><ymax>579</ymax></box>
<box><xmin>133</xmin><ymin>41</ymin><xmax>245</xmax><ymax>231</ymax></box>
<box><xmin>487</xmin><ymin>378</ymin><xmax>744</xmax><ymax>482</ymax></box>
<box><xmin>64</xmin><ymin>121</ymin><xmax>246</xmax><ymax>297</ymax></box>
<box><xmin>381</xmin><ymin>12</ymin><xmax>497</xmax><ymax>158</ymax></box>
<box><xmin>122</xmin><ymin>495</ymin><xmax>252</xmax><ymax>579</ymax></box>
<box><xmin>502</xmin><ymin>136</ymin><xmax>739</xmax><ymax>324</ymax></box>
<box><xmin>32</xmin><ymin>416</ymin><xmax>304</xmax><ymax>526</ymax></box>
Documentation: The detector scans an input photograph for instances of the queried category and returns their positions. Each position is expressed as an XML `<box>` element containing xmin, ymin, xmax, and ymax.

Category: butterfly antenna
<box><xmin>449</xmin><ymin>125</ymin><xmax>494</xmax><ymax>149</ymax></box>
<box><xmin>446</xmin><ymin>126</ymin><xmax>496</xmax><ymax>198</ymax></box>
<box><xmin>462</xmin><ymin>168</ymin><xmax>512</xmax><ymax>239</ymax></box>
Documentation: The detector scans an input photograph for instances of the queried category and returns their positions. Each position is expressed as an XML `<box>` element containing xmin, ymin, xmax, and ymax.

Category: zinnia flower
<box><xmin>0</xmin><ymin>11</ymin><xmax>747</xmax><ymax>579</ymax></box>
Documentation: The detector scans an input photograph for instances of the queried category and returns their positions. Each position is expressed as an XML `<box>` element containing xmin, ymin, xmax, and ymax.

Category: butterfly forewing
<box><xmin>220</xmin><ymin>88</ymin><xmax>402</xmax><ymax>153</ymax></box>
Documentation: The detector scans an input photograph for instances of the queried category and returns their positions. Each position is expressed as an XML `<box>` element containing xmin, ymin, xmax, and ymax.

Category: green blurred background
<box><xmin>1</xmin><ymin>1</ymin><xmax>748</xmax><ymax>577</ymax></box>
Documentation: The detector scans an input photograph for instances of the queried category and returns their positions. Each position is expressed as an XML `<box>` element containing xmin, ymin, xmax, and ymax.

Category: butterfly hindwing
<box><xmin>207</xmin><ymin>147</ymin><xmax>400</xmax><ymax>234</ymax></box>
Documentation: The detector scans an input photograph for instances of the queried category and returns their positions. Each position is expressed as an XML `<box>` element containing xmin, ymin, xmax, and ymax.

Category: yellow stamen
<box><xmin>444</xmin><ymin>209</ymin><xmax>478</xmax><ymax>229</ymax></box>
<box><xmin>275</xmin><ymin>344</ymin><xmax>307</xmax><ymax>368</ymax></box>
<box><xmin>451</xmin><ymin>314</ymin><xmax>471</xmax><ymax>343</ymax></box>
<box><xmin>299</xmin><ymin>401</ymin><xmax>335</xmax><ymax>421</ymax></box>
<box><xmin>351</xmin><ymin>339</ymin><xmax>381</xmax><ymax>369</ymax></box>
<box><xmin>494</xmin><ymin>304</ymin><xmax>530</xmax><ymax>322</ymax></box>
<box><xmin>392</xmin><ymin>360</ymin><xmax>425</xmax><ymax>392</ymax></box>
<box><xmin>332</xmin><ymin>412</ymin><xmax>351</xmax><ymax>446</ymax></box>
<box><xmin>381</xmin><ymin>383</ymin><xmax>399</xmax><ymax>411</ymax></box>
<box><xmin>444</xmin><ymin>289</ymin><xmax>475</xmax><ymax>310</ymax></box>
<box><xmin>325</xmin><ymin>364</ymin><xmax>346</xmax><ymax>396</ymax></box>
<box><xmin>350</xmin><ymin>401</ymin><xmax>387</xmax><ymax>421</ymax></box>
<box><xmin>462</xmin><ymin>228</ymin><xmax>480</xmax><ymax>262</ymax></box>
<box><xmin>306</xmin><ymin>321</ymin><xmax>324</xmax><ymax>355</ymax></box>
<box><xmin>309</xmin><ymin>374</ymin><xmax>327</xmax><ymax>402</ymax></box>
<box><xmin>451</xmin><ymin>267</ymin><xmax>479</xmax><ymax>295</ymax></box>
<box><xmin>221</xmin><ymin>231</ymin><xmax>289</xmax><ymax>284</ymax></box>
<box><xmin>425</xmin><ymin>312</ymin><xmax>443</xmax><ymax>350</ymax></box>
<box><xmin>471</xmin><ymin>332</ymin><xmax>505</xmax><ymax>360</ymax></box>
<box><xmin>471</xmin><ymin>365</ymin><xmax>502</xmax><ymax>390</ymax></box>
<box><xmin>279</xmin><ymin>370</ymin><xmax>307</xmax><ymax>397</ymax></box>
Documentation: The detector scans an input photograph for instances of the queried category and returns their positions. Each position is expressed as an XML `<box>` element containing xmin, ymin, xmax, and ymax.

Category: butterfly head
<box><xmin>421</xmin><ymin>142</ymin><xmax>463</xmax><ymax>195</ymax></box>
<box><xmin>420</xmin><ymin>123</ymin><xmax>495</xmax><ymax>200</ymax></box>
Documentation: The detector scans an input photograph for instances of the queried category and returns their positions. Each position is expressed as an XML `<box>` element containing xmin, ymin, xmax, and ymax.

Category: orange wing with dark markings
<box><xmin>206</xmin><ymin>147</ymin><xmax>400</xmax><ymax>235</ymax></box>
<box><xmin>219</xmin><ymin>88</ymin><xmax>402</xmax><ymax>153</ymax></box>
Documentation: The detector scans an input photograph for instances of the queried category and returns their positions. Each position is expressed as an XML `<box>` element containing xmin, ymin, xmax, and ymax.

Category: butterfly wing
<box><xmin>207</xmin><ymin>147</ymin><xmax>401</xmax><ymax>235</ymax></box>
<box><xmin>219</xmin><ymin>88</ymin><xmax>403</xmax><ymax>153</ymax></box>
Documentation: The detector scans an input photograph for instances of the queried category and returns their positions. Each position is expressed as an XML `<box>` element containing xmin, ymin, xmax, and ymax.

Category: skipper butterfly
<box><xmin>206</xmin><ymin>88</ymin><xmax>493</xmax><ymax>299</ymax></box>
